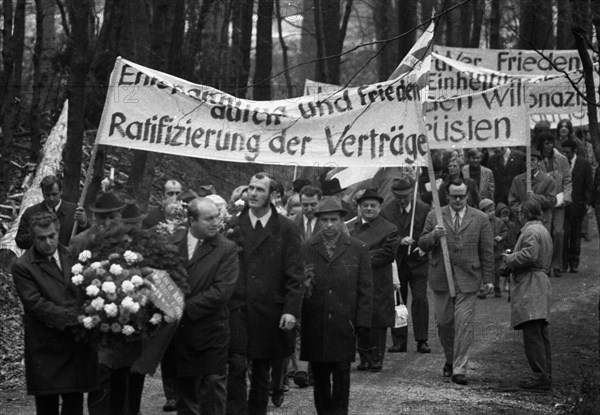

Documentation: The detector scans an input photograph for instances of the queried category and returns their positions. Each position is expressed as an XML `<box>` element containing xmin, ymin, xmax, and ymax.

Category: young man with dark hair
<box><xmin>16</xmin><ymin>175</ymin><xmax>88</xmax><ymax>249</ymax></box>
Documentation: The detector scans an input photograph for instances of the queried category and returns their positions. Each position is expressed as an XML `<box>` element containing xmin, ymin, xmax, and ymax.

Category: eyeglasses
<box><xmin>449</xmin><ymin>194</ymin><xmax>467</xmax><ymax>200</ymax></box>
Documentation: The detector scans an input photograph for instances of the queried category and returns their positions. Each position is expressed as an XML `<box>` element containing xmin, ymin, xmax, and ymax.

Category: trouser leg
<box><xmin>59</xmin><ymin>393</ymin><xmax>83</xmax><ymax>415</ymax></box>
<box><xmin>370</xmin><ymin>328</ymin><xmax>387</xmax><ymax>364</ymax></box>
<box><xmin>409</xmin><ymin>265</ymin><xmax>429</xmax><ymax>342</ymax></box>
<box><xmin>310</xmin><ymin>362</ymin><xmax>332</xmax><ymax>415</ymax></box>
<box><xmin>452</xmin><ymin>292</ymin><xmax>477</xmax><ymax>376</ymax></box>
<box><xmin>88</xmin><ymin>364</ymin><xmax>110</xmax><ymax>415</ymax></box>
<box><xmin>270</xmin><ymin>359</ymin><xmax>286</xmax><ymax>392</ymax></box>
<box><xmin>433</xmin><ymin>290</ymin><xmax>455</xmax><ymax>367</ymax></box>
<box><xmin>199</xmin><ymin>374</ymin><xmax>228</xmax><ymax>415</ymax></box>
<box><xmin>356</xmin><ymin>328</ymin><xmax>373</xmax><ymax>364</ymax></box>
<box><xmin>521</xmin><ymin>320</ymin><xmax>552</xmax><ymax>380</ymax></box>
<box><xmin>35</xmin><ymin>394</ymin><xmax>59</xmax><ymax>415</ymax></box>
<box><xmin>330</xmin><ymin>362</ymin><xmax>351</xmax><ymax>415</ymax></box>
<box><xmin>551</xmin><ymin>207</ymin><xmax>564</xmax><ymax>270</ymax></box>
<box><xmin>247</xmin><ymin>359</ymin><xmax>270</xmax><ymax>415</ymax></box>
<box><xmin>225</xmin><ymin>352</ymin><xmax>247</xmax><ymax>415</ymax></box>
<box><xmin>128</xmin><ymin>372</ymin><xmax>145</xmax><ymax>415</ymax></box>
<box><xmin>175</xmin><ymin>376</ymin><xmax>200</xmax><ymax>415</ymax></box>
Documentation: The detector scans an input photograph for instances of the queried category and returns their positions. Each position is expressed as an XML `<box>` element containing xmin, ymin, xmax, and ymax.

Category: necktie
<box><xmin>454</xmin><ymin>213</ymin><xmax>460</xmax><ymax>234</ymax></box>
<box><xmin>255</xmin><ymin>221</ymin><xmax>263</xmax><ymax>231</ymax></box>
<box><xmin>306</xmin><ymin>219</ymin><xmax>312</xmax><ymax>239</ymax></box>
<box><xmin>50</xmin><ymin>256</ymin><xmax>61</xmax><ymax>271</ymax></box>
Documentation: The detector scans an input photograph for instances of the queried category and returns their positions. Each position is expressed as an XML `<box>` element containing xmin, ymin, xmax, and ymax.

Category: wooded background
<box><xmin>1</xmin><ymin>0</ymin><xmax>599</xmax><ymax>209</ymax></box>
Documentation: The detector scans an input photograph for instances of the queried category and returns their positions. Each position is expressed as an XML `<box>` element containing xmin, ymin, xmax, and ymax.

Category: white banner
<box><xmin>96</xmin><ymin>58</ymin><xmax>428</xmax><ymax>167</ymax></box>
<box><xmin>425</xmin><ymin>82</ymin><xmax>529</xmax><ymax>149</ymax></box>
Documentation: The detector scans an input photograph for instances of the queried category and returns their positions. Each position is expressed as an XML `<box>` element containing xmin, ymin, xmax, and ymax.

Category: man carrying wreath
<box><xmin>12</xmin><ymin>211</ymin><xmax>98</xmax><ymax>415</ymax></box>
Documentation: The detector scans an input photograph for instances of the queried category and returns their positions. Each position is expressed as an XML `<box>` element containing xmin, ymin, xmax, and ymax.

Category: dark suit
<box><xmin>292</xmin><ymin>213</ymin><xmax>321</xmax><ymax>240</ymax></box>
<box><xmin>300</xmin><ymin>233</ymin><xmax>372</xmax><ymax>415</ymax></box>
<box><xmin>12</xmin><ymin>245</ymin><xmax>97</xmax><ymax>413</ymax></box>
<box><xmin>226</xmin><ymin>205</ymin><xmax>304</xmax><ymax>415</ymax></box>
<box><xmin>381</xmin><ymin>199</ymin><xmax>431</xmax><ymax>347</ymax></box>
<box><xmin>488</xmin><ymin>149</ymin><xmax>526</xmax><ymax>205</ymax></box>
<box><xmin>350</xmin><ymin>216</ymin><xmax>399</xmax><ymax>365</ymax></box>
<box><xmin>173</xmin><ymin>230</ymin><xmax>238</xmax><ymax>415</ymax></box>
<box><xmin>419</xmin><ymin>206</ymin><xmax>494</xmax><ymax>376</ymax></box>
<box><xmin>564</xmin><ymin>156</ymin><xmax>593</xmax><ymax>269</ymax></box>
<box><xmin>142</xmin><ymin>206</ymin><xmax>166</xmax><ymax>229</ymax></box>
<box><xmin>16</xmin><ymin>201</ymin><xmax>87</xmax><ymax>250</ymax></box>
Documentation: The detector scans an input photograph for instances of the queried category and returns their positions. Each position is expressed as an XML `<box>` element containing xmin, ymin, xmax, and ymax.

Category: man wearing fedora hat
<box><xmin>350</xmin><ymin>188</ymin><xmax>399</xmax><ymax>372</ymax></box>
<box><xmin>300</xmin><ymin>196</ymin><xmax>372</xmax><ymax>415</ymax></box>
<box><xmin>320</xmin><ymin>178</ymin><xmax>357</xmax><ymax>221</ymax></box>
<box><xmin>69</xmin><ymin>192</ymin><xmax>126</xmax><ymax>257</ymax></box>
<box><xmin>509</xmin><ymin>149</ymin><xmax>557</xmax><ymax>239</ymax></box>
<box><xmin>17</xmin><ymin>175</ymin><xmax>89</xmax><ymax>250</ymax></box>
<box><xmin>381</xmin><ymin>176</ymin><xmax>432</xmax><ymax>354</ymax></box>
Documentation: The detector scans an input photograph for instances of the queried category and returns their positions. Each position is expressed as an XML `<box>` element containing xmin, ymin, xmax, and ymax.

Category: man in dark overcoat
<box><xmin>12</xmin><ymin>211</ymin><xmax>97</xmax><ymax>415</ymax></box>
<box><xmin>142</xmin><ymin>179</ymin><xmax>183</xmax><ymax>229</ymax></box>
<box><xmin>173</xmin><ymin>198</ymin><xmax>239</xmax><ymax>414</ymax></box>
<box><xmin>301</xmin><ymin>196</ymin><xmax>373</xmax><ymax>415</ymax></box>
<box><xmin>16</xmin><ymin>175</ymin><xmax>89</xmax><ymax>250</ymax></box>
<box><xmin>225</xmin><ymin>172</ymin><xmax>304</xmax><ymax>415</ymax></box>
<box><xmin>381</xmin><ymin>176</ymin><xmax>432</xmax><ymax>354</ymax></box>
<box><xmin>350</xmin><ymin>188</ymin><xmax>399</xmax><ymax>372</ymax></box>
<box><xmin>561</xmin><ymin>139</ymin><xmax>593</xmax><ymax>273</ymax></box>
<box><xmin>487</xmin><ymin>147</ymin><xmax>526</xmax><ymax>205</ymax></box>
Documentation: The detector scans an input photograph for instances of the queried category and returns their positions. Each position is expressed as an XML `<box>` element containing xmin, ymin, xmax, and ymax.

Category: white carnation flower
<box><xmin>103</xmin><ymin>303</ymin><xmax>118</xmax><ymax>317</ymax></box>
<box><xmin>71</xmin><ymin>263</ymin><xmax>84</xmax><ymax>275</ymax></box>
<box><xmin>149</xmin><ymin>313</ymin><xmax>163</xmax><ymax>325</ymax></box>
<box><xmin>71</xmin><ymin>274</ymin><xmax>84</xmax><ymax>286</ymax></box>
<box><xmin>82</xmin><ymin>316</ymin><xmax>95</xmax><ymax>329</ymax></box>
<box><xmin>121</xmin><ymin>280</ymin><xmax>135</xmax><ymax>294</ymax></box>
<box><xmin>86</xmin><ymin>285</ymin><xmax>100</xmax><ymax>297</ymax></box>
<box><xmin>90</xmin><ymin>262</ymin><xmax>102</xmax><ymax>269</ymax></box>
<box><xmin>123</xmin><ymin>250</ymin><xmax>139</xmax><ymax>265</ymax></box>
<box><xmin>121</xmin><ymin>296</ymin><xmax>139</xmax><ymax>313</ymax></box>
<box><xmin>109</xmin><ymin>264</ymin><xmax>123</xmax><ymax>276</ymax></box>
<box><xmin>101</xmin><ymin>281</ymin><xmax>117</xmax><ymax>294</ymax></box>
<box><xmin>90</xmin><ymin>297</ymin><xmax>105</xmax><ymax>311</ymax></box>
<box><xmin>121</xmin><ymin>325</ymin><xmax>135</xmax><ymax>336</ymax></box>
<box><xmin>78</xmin><ymin>250</ymin><xmax>92</xmax><ymax>262</ymax></box>
<box><xmin>130</xmin><ymin>275</ymin><xmax>144</xmax><ymax>287</ymax></box>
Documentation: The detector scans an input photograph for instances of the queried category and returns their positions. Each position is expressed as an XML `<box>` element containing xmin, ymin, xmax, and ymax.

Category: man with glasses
<box><xmin>142</xmin><ymin>180</ymin><xmax>183</xmax><ymax>230</ymax></box>
<box><xmin>419</xmin><ymin>178</ymin><xmax>494</xmax><ymax>386</ymax></box>
<box><xmin>381</xmin><ymin>176</ymin><xmax>432</xmax><ymax>354</ymax></box>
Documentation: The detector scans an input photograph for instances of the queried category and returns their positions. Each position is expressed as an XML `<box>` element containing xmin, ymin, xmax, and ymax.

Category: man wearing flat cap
<box><xmin>381</xmin><ymin>176</ymin><xmax>432</xmax><ymax>354</ymax></box>
<box><xmin>350</xmin><ymin>189</ymin><xmax>399</xmax><ymax>372</ymax></box>
<box><xmin>509</xmin><ymin>149</ymin><xmax>557</xmax><ymax>236</ymax></box>
<box><xmin>562</xmin><ymin>139</ymin><xmax>593</xmax><ymax>273</ymax></box>
<box><xmin>300</xmin><ymin>196</ymin><xmax>372</xmax><ymax>415</ymax></box>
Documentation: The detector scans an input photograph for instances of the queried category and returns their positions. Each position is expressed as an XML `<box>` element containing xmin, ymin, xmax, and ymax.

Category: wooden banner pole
<box><xmin>71</xmin><ymin>135</ymin><xmax>101</xmax><ymax>240</ymax></box>
<box><xmin>408</xmin><ymin>166</ymin><xmax>420</xmax><ymax>254</ymax></box>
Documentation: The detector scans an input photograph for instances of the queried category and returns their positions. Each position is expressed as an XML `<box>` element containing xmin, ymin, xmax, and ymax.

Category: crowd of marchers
<box><xmin>9</xmin><ymin>117</ymin><xmax>600</xmax><ymax>415</ymax></box>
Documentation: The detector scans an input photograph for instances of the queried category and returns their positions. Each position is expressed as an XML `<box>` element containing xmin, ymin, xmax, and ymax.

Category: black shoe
<box><xmin>162</xmin><ymin>399</ymin><xmax>176</xmax><ymax>412</ymax></box>
<box><xmin>357</xmin><ymin>361</ymin><xmax>371</xmax><ymax>371</ymax></box>
<box><xmin>417</xmin><ymin>341</ymin><xmax>431</xmax><ymax>353</ymax></box>
<box><xmin>443</xmin><ymin>363</ymin><xmax>453</xmax><ymax>377</ymax></box>
<box><xmin>477</xmin><ymin>290</ymin><xmax>486</xmax><ymax>299</ymax></box>
<box><xmin>452</xmin><ymin>374</ymin><xmax>467</xmax><ymax>385</ymax></box>
<box><xmin>553</xmin><ymin>268</ymin><xmax>562</xmax><ymax>278</ymax></box>
<box><xmin>271</xmin><ymin>389</ymin><xmax>284</xmax><ymax>407</ymax></box>
<box><xmin>570</xmin><ymin>267</ymin><xmax>579</xmax><ymax>273</ymax></box>
<box><xmin>293</xmin><ymin>371</ymin><xmax>309</xmax><ymax>388</ymax></box>
<box><xmin>387</xmin><ymin>345</ymin><xmax>407</xmax><ymax>353</ymax></box>
<box><xmin>370</xmin><ymin>361</ymin><xmax>383</xmax><ymax>372</ymax></box>
<box><xmin>519</xmin><ymin>378</ymin><xmax>551</xmax><ymax>391</ymax></box>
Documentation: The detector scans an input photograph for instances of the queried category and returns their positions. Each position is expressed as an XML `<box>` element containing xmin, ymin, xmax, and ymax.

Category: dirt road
<box><xmin>2</xmin><ymin>230</ymin><xmax>599</xmax><ymax>415</ymax></box>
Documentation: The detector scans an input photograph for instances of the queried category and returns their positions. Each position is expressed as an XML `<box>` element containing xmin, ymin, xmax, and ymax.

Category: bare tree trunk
<box><xmin>253</xmin><ymin>0</ymin><xmax>274</xmax><ymax>100</ymax></box>
<box><xmin>314</xmin><ymin>0</ymin><xmax>343</xmax><ymax>84</ymax></box>
<box><xmin>276</xmin><ymin>0</ymin><xmax>295</xmax><ymax>97</ymax></box>
<box><xmin>557</xmin><ymin>0</ymin><xmax>575</xmax><ymax>49</ymax></box>
<box><xmin>519</xmin><ymin>0</ymin><xmax>555</xmax><ymax>49</ymax></box>
<box><xmin>374</xmin><ymin>0</ymin><xmax>396</xmax><ymax>80</ymax></box>
<box><xmin>63</xmin><ymin>0</ymin><xmax>92</xmax><ymax>202</ymax></box>
<box><xmin>489</xmin><ymin>0</ymin><xmax>501</xmax><ymax>48</ymax></box>
<box><xmin>470</xmin><ymin>0</ymin><xmax>483</xmax><ymax>47</ymax></box>
<box><xmin>397</xmin><ymin>0</ymin><xmax>417</xmax><ymax>63</ymax></box>
<box><xmin>297</xmin><ymin>0</ymin><xmax>317</xmax><ymax>88</ymax></box>
<box><xmin>230</xmin><ymin>0</ymin><xmax>253</xmax><ymax>98</ymax></box>
<box><xmin>460</xmin><ymin>0</ymin><xmax>472</xmax><ymax>46</ymax></box>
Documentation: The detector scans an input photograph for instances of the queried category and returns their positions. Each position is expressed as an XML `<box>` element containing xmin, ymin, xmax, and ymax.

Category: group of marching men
<box><xmin>10</xmin><ymin>118</ymin><xmax>600</xmax><ymax>415</ymax></box>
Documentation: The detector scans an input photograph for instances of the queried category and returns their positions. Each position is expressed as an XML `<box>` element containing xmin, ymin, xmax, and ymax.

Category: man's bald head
<box><xmin>163</xmin><ymin>180</ymin><xmax>183</xmax><ymax>202</ymax></box>
<box><xmin>188</xmin><ymin>197</ymin><xmax>221</xmax><ymax>240</ymax></box>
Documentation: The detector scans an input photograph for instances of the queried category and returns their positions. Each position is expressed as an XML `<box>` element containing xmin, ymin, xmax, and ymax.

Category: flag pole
<box><xmin>408</xmin><ymin>167</ymin><xmax>420</xmax><ymax>254</ymax></box>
